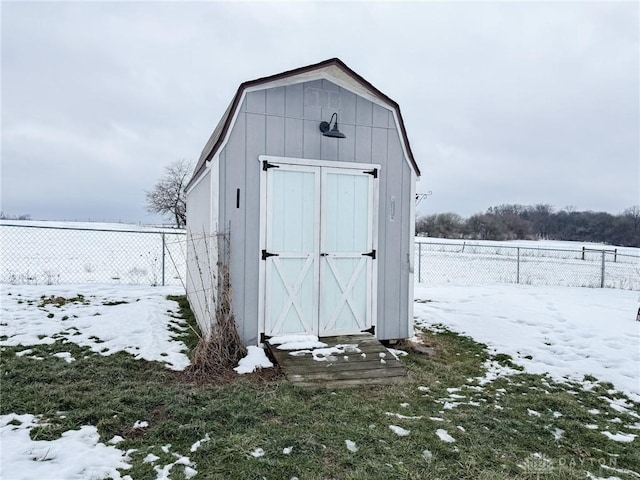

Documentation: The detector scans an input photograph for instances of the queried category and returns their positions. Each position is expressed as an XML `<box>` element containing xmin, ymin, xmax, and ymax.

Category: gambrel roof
<box><xmin>187</xmin><ymin>58</ymin><xmax>420</xmax><ymax>190</ymax></box>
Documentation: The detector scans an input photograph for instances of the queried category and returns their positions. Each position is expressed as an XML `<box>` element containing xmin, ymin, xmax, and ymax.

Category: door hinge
<box><xmin>262</xmin><ymin>250</ymin><xmax>279</xmax><ymax>260</ymax></box>
<box><xmin>361</xmin><ymin>325</ymin><xmax>375</xmax><ymax>335</ymax></box>
<box><xmin>362</xmin><ymin>249</ymin><xmax>376</xmax><ymax>259</ymax></box>
<box><xmin>263</xmin><ymin>161</ymin><xmax>279</xmax><ymax>171</ymax></box>
<box><xmin>363</xmin><ymin>168</ymin><xmax>378</xmax><ymax>178</ymax></box>
<box><xmin>260</xmin><ymin>332</ymin><xmax>272</xmax><ymax>344</ymax></box>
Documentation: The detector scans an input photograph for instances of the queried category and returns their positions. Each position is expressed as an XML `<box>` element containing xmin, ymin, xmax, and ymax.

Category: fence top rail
<box><xmin>0</xmin><ymin>223</ymin><xmax>186</xmax><ymax>235</ymax></box>
<box><xmin>415</xmin><ymin>239</ymin><xmax>640</xmax><ymax>259</ymax></box>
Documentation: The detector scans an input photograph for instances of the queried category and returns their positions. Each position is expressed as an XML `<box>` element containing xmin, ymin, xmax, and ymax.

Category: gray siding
<box><xmin>217</xmin><ymin>79</ymin><xmax>414</xmax><ymax>344</ymax></box>
<box><xmin>185</xmin><ymin>170</ymin><xmax>214</xmax><ymax>338</ymax></box>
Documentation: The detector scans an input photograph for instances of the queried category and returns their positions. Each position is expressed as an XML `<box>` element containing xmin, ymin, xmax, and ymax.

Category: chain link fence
<box><xmin>415</xmin><ymin>240</ymin><xmax>640</xmax><ymax>291</ymax></box>
<box><xmin>0</xmin><ymin>224</ymin><xmax>186</xmax><ymax>286</ymax></box>
<box><xmin>2</xmin><ymin>224</ymin><xmax>638</xmax><ymax>291</ymax></box>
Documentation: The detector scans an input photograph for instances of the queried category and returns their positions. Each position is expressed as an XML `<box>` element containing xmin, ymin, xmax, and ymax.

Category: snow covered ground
<box><xmin>0</xmin><ymin>283</ymin><xmax>193</xmax><ymax>480</ymax></box>
<box><xmin>1</xmin><ymin>280</ymin><xmax>639</xmax><ymax>478</ymax></box>
<box><xmin>0</xmin><ymin>283</ymin><xmax>190</xmax><ymax>370</ymax></box>
<box><xmin>415</xmin><ymin>284</ymin><xmax>640</xmax><ymax>402</ymax></box>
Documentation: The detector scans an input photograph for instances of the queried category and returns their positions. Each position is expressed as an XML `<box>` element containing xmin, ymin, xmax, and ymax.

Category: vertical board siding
<box><xmin>243</xmin><ymin>112</ymin><xmax>267</xmax><ymax>345</ymax></box>
<box><xmin>399</xmin><ymin>162</ymin><xmax>412</xmax><ymax>338</ymax></box>
<box><xmin>356</xmin><ymin>95</ymin><xmax>373</xmax><ymax>126</ymax></box>
<box><xmin>186</xmin><ymin>170</ymin><xmax>213</xmax><ymax>338</ymax></box>
<box><xmin>354</xmin><ymin>126</ymin><xmax>372</xmax><ymax>164</ymax></box>
<box><xmin>209</xmin><ymin>77</ymin><xmax>413</xmax><ymax>345</ymax></box>
<box><xmin>304</xmin><ymin>104</ymin><xmax>322</xmax><ymax>121</ymax></box>
<box><xmin>337</xmin><ymin>124</ymin><xmax>356</xmax><ymax>162</ymax></box>
<box><xmin>320</xmin><ymin>130</ymin><xmax>338</xmax><ymax>161</ymax></box>
<box><xmin>303</xmin><ymin>119</ymin><xmax>322</xmax><ymax>159</ymax></box>
<box><xmin>284</xmin><ymin>118</ymin><xmax>304</xmax><ymax>157</ymax></box>
<box><xmin>285</xmin><ymin>83</ymin><xmax>304</xmax><ymax>117</ymax></box>
<box><xmin>266</xmin><ymin>115</ymin><xmax>285</xmax><ymax>156</ymax></box>
<box><xmin>373</xmin><ymin>104</ymin><xmax>390</xmax><ymax>128</ymax></box>
<box><xmin>246</xmin><ymin>90</ymin><xmax>266</xmax><ymax>114</ymax></box>
<box><xmin>371</xmin><ymin>127</ymin><xmax>389</xmax><ymax>338</ymax></box>
<box><xmin>381</xmin><ymin>128</ymin><xmax>405</xmax><ymax>339</ymax></box>
<box><xmin>339</xmin><ymin>89</ymin><xmax>356</xmax><ymax>124</ymax></box>
<box><xmin>266</xmin><ymin>86</ymin><xmax>285</xmax><ymax>115</ymax></box>
<box><xmin>218</xmin><ymin>151</ymin><xmax>227</xmax><ymax>229</ymax></box>
<box><xmin>222</xmin><ymin>110</ymin><xmax>247</xmax><ymax>334</ymax></box>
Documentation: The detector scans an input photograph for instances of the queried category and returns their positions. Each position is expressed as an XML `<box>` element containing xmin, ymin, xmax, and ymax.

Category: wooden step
<box><xmin>265</xmin><ymin>334</ymin><xmax>408</xmax><ymax>388</ymax></box>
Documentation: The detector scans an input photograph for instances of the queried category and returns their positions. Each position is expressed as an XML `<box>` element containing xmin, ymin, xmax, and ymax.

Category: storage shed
<box><xmin>185</xmin><ymin>58</ymin><xmax>421</xmax><ymax>346</ymax></box>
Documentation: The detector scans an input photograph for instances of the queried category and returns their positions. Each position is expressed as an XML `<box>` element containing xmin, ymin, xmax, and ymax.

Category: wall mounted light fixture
<box><xmin>319</xmin><ymin>112</ymin><xmax>346</xmax><ymax>139</ymax></box>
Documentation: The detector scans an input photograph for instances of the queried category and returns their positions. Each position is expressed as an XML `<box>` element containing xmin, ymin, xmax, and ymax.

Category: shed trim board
<box><xmin>407</xmin><ymin>169</ymin><xmax>417</xmax><ymax>339</ymax></box>
<box><xmin>185</xmin><ymin>58</ymin><xmax>420</xmax><ymax>195</ymax></box>
<box><xmin>257</xmin><ymin>155</ymin><xmax>380</xmax><ymax>339</ymax></box>
<box><xmin>209</xmin><ymin>154</ymin><xmax>220</xmax><ymax>233</ymax></box>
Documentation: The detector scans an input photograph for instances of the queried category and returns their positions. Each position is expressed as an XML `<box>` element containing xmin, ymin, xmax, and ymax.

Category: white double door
<box><xmin>264</xmin><ymin>162</ymin><xmax>377</xmax><ymax>337</ymax></box>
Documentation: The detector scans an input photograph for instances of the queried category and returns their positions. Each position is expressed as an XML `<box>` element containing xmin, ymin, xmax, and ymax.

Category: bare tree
<box><xmin>146</xmin><ymin>160</ymin><xmax>192</xmax><ymax>227</ymax></box>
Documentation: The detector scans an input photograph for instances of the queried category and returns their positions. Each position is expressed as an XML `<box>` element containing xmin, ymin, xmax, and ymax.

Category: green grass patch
<box><xmin>1</xmin><ymin>301</ymin><xmax>638</xmax><ymax>479</ymax></box>
<box><xmin>167</xmin><ymin>294</ymin><xmax>200</xmax><ymax>356</ymax></box>
<box><xmin>38</xmin><ymin>294</ymin><xmax>88</xmax><ymax>308</ymax></box>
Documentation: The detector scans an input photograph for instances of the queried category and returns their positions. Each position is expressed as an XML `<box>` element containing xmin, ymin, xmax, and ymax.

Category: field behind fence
<box><xmin>0</xmin><ymin>223</ymin><xmax>187</xmax><ymax>286</ymax></box>
<box><xmin>416</xmin><ymin>238</ymin><xmax>640</xmax><ymax>291</ymax></box>
<box><xmin>1</xmin><ymin>223</ymin><xmax>638</xmax><ymax>291</ymax></box>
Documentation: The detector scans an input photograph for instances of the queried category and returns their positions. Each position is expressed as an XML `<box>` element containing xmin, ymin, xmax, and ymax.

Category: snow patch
<box><xmin>1</xmin><ymin>285</ymin><xmax>190</xmax><ymax>370</ymax></box>
<box><xmin>389</xmin><ymin>425</ymin><xmax>410</xmax><ymax>436</ymax></box>
<box><xmin>385</xmin><ymin>412</ymin><xmax>423</xmax><ymax>420</ymax></box>
<box><xmin>414</xmin><ymin>284</ymin><xmax>640</xmax><ymax>400</ymax></box>
<box><xmin>386</xmin><ymin>347</ymin><xmax>408</xmax><ymax>359</ymax></box>
<box><xmin>52</xmin><ymin>352</ymin><xmax>75</xmax><ymax>363</ymax></box>
<box><xmin>436</xmin><ymin>429</ymin><xmax>455</xmax><ymax>443</ymax></box>
<box><xmin>234</xmin><ymin>346</ymin><xmax>273</xmax><ymax>374</ymax></box>
<box><xmin>286</xmin><ymin>343</ymin><xmax>362</xmax><ymax>362</ymax></box>
<box><xmin>345</xmin><ymin>440</ymin><xmax>358</xmax><ymax>452</ymax></box>
<box><xmin>601</xmin><ymin>431</ymin><xmax>637</xmax><ymax>443</ymax></box>
<box><xmin>250</xmin><ymin>448</ymin><xmax>265</xmax><ymax>458</ymax></box>
<box><xmin>0</xmin><ymin>413</ymin><xmax>131</xmax><ymax>479</ymax></box>
<box><xmin>143</xmin><ymin>453</ymin><xmax>160</xmax><ymax>463</ymax></box>
<box><xmin>422</xmin><ymin>449</ymin><xmax>433</xmax><ymax>462</ymax></box>
<box><xmin>190</xmin><ymin>433</ymin><xmax>210</xmax><ymax>452</ymax></box>
<box><xmin>269</xmin><ymin>335</ymin><xmax>328</xmax><ymax>351</ymax></box>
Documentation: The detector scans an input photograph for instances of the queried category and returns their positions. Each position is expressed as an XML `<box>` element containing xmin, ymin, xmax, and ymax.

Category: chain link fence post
<box><xmin>600</xmin><ymin>249</ymin><xmax>605</xmax><ymax>288</ymax></box>
<box><xmin>418</xmin><ymin>242</ymin><xmax>422</xmax><ymax>283</ymax></box>
<box><xmin>161</xmin><ymin>232</ymin><xmax>166</xmax><ymax>287</ymax></box>
<box><xmin>517</xmin><ymin>247</ymin><xmax>520</xmax><ymax>284</ymax></box>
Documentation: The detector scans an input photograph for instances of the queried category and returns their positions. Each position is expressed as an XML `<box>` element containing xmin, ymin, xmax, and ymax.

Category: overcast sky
<box><xmin>2</xmin><ymin>1</ymin><xmax>638</xmax><ymax>224</ymax></box>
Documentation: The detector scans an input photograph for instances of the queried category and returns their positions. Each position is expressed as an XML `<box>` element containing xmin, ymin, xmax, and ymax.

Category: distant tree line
<box><xmin>0</xmin><ymin>211</ymin><xmax>31</xmax><ymax>221</ymax></box>
<box><xmin>416</xmin><ymin>205</ymin><xmax>640</xmax><ymax>247</ymax></box>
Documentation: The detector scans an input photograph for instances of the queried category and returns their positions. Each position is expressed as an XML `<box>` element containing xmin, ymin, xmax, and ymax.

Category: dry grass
<box><xmin>183</xmin><ymin>234</ymin><xmax>247</xmax><ymax>384</ymax></box>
